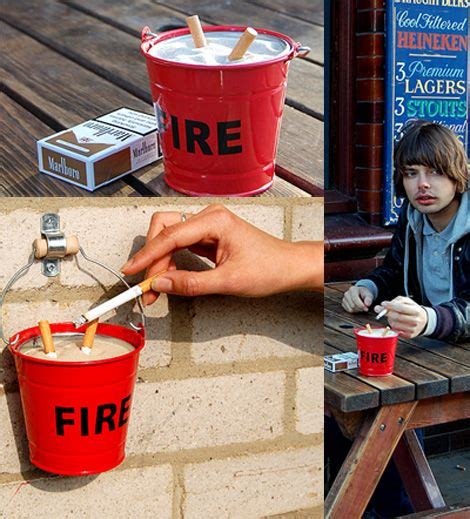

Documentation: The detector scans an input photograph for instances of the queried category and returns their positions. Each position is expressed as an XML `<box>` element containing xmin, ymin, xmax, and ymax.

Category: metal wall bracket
<box><xmin>40</xmin><ymin>213</ymin><xmax>66</xmax><ymax>277</ymax></box>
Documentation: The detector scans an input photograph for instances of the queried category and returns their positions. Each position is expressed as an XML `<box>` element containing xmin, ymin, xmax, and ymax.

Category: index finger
<box><xmin>121</xmin><ymin>212</ymin><xmax>218</xmax><ymax>275</ymax></box>
<box><xmin>382</xmin><ymin>301</ymin><xmax>417</xmax><ymax>315</ymax></box>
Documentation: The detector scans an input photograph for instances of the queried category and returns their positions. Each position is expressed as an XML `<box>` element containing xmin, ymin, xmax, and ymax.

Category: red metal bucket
<box><xmin>9</xmin><ymin>321</ymin><xmax>144</xmax><ymax>476</ymax></box>
<box><xmin>141</xmin><ymin>25</ymin><xmax>306</xmax><ymax>196</ymax></box>
<box><xmin>354</xmin><ymin>327</ymin><xmax>399</xmax><ymax>377</ymax></box>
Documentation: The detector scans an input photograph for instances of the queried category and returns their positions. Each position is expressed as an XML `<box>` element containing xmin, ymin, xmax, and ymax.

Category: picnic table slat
<box><xmin>244</xmin><ymin>0</ymin><xmax>324</xmax><ymax>26</ymax></box>
<box><xmin>325</xmin><ymin>327</ymin><xmax>449</xmax><ymax>400</ymax></box>
<box><xmin>0</xmin><ymin>92</ymin><xmax>138</xmax><ymax>197</ymax></box>
<box><xmin>324</xmin><ymin>344</ymin><xmax>380</xmax><ymax>413</ymax></box>
<box><xmin>0</xmin><ymin>0</ymin><xmax>322</xmax><ymax>193</ymax></box>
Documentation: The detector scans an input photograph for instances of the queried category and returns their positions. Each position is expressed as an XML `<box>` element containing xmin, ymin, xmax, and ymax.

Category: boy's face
<box><xmin>402</xmin><ymin>164</ymin><xmax>457</xmax><ymax>215</ymax></box>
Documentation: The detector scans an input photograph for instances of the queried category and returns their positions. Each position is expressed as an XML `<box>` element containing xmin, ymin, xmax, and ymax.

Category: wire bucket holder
<box><xmin>0</xmin><ymin>243</ymin><xmax>146</xmax><ymax>347</ymax></box>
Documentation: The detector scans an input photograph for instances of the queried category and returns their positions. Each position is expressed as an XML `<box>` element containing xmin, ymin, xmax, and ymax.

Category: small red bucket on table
<box><xmin>354</xmin><ymin>327</ymin><xmax>399</xmax><ymax>376</ymax></box>
<box><xmin>141</xmin><ymin>25</ymin><xmax>308</xmax><ymax>196</ymax></box>
<box><xmin>8</xmin><ymin>321</ymin><xmax>144</xmax><ymax>476</ymax></box>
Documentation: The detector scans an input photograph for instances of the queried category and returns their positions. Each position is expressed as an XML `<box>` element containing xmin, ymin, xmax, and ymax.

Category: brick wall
<box><xmin>0</xmin><ymin>197</ymin><xmax>323</xmax><ymax>518</ymax></box>
<box><xmin>355</xmin><ymin>0</ymin><xmax>386</xmax><ymax>225</ymax></box>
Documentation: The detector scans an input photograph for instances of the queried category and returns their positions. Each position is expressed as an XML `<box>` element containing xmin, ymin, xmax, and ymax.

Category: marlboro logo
<box><xmin>42</xmin><ymin>148</ymin><xmax>87</xmax><ymax>186</ymax></box>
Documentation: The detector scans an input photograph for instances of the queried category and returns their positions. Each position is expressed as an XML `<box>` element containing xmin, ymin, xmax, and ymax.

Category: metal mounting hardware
<box><xmin>40</xmin><ymin>213</ymin><xmax>66</xmax><ymax>277</ymax></box>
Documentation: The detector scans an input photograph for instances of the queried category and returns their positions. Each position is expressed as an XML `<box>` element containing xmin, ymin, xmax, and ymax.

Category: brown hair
<box><xmin>394</xmin><ymin>120</ymin><xmax>469</xmax><ymax>197</ymax></box>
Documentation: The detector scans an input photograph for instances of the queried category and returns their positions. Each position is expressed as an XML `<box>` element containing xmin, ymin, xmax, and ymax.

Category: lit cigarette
<box><xmin>382</xmin><ymin>326</ymin><xmax>391</xmax><ymax>337</ymax></box>
<box><xmin>76</xmin><ymin>270</ymin><xmax>167</xmax><ymax>326</ymax></box>
<box><xmin>39</xmin><ymin>320</ymin><xmax>57</xmax><ymax>358</ymax></box>
<box><xmin>228</xmin><ymin>27</ymin><xmax>257</xmax><ymax>61</ymax></box>
<box><xmin>186</xmin><ymin>15</ymin><xmax>207</xmax><ymax>48</ymax></box>
<box><xmin>366</xmin><ymin>324</ymin><xmax>372</xmax><ymax>334</ymax></box>
<box><xmin>376</xmin><ymin>309</ymin><xmax>388</xmax><ymax>320</ymax></box>
<box><xmin>82</xmin><ymin>319</ymin><xmax>99</xmax><ymax>355</ymax></box>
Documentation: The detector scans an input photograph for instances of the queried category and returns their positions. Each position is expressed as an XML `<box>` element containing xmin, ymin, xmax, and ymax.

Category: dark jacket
<box><xmin>363</xmin><ymin>194</ymin><xmax>470</xmax><ymax>342</ymax></box>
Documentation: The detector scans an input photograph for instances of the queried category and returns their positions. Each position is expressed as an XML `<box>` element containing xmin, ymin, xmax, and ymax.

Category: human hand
<box><xmin>342</xmin><ymin>286</ymin><xmax>374</xmax><ymax>313</ymax></box>
<box><xmin>121</xmin><ymin>204</ymin><xmax>323</xmax><ymax>304</ymax></box>
<box><xmin>374</xmin><ymin>296</ymin><xmax>427</xmax><ymax>338</ymax></box>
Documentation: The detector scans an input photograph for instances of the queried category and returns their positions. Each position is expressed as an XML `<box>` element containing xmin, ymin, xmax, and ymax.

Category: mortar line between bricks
<box><xmin>1</xmin><ymin>357</ymin><xmax>322</xmax><ymax>395</ymax></box>
<box><xmin>283</xmin><ymin>369</ymin><xmax>298</xmax><ymax>434</ymax></box>
<box><xmin>0</xmin><ymin>433</ymin><xmax>323</xmax><ymax>485</ymax></box>
<box><xmin>0</xmin><ymin>198</ymin><xmax>318</xmax><ymax>215</ymax></box>
<box><xmin>172</xmin><ymin>464</ymin><xmax>186</xmax><ymax>519</ymax></box>
<box><xmin>284</xmin><ymin>204</ymin><xmax>293</xmax><ymax>242</ymax></box>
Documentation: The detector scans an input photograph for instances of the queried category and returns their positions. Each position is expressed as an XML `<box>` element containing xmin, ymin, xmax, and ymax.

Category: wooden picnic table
<box><xmin>0</xmin><ymin>0</ymin><xmax>323</xmax><ymax>197</ymax></box>
<box><xmin>324</xmin><ymin>283</ymin><xmax>470</xmax><ymax>518</ymax></box>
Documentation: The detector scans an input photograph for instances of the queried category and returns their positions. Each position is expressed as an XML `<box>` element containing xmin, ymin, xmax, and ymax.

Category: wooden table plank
<box><xmin>325</xmin><ymin>326</ymin><xmax>449</xmax><ymax>400</ymax></box>
<box><xmin>244</xmin><ymin>0</ymin><xmax>324</xmax><ymax>26</ymax></box>
<box><xmin>0</xmin><ymin>93</ymin><xmax>138</xmax><ymax>196</ymax></box>
<box><xmin>0</xmin><ymin>0</ymin><xmax>323</xmax><ymax>192</ymax></box>
<box><xmin>155</xmin><ymin>0</ymin><xmax>324</xmax><ymax>64</ymax></box>
<box><xmin>63</xmin><ymin>0</ymin><xmax>324</xmax><ymax>118</ymax></box>
<box><xmin>325</xmin><ymin>344</ymin><xmax>380</xmax><ymax>412</ymax></box>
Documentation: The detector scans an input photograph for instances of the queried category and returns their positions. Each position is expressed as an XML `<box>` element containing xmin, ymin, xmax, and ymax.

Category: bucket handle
<box><xmin>0</xmin><ymin>246</ymin><xmax>146</xmax><ymax>346</ymax></box>
<box><xmin>141</xmin><ymin>26</ymin><xmax>158</xmax><ymax>49</ymax></box>
<box><xmin>288</xmin><ymin>42</ymin><xmax>311</xmax><ymax>61</ymax></box>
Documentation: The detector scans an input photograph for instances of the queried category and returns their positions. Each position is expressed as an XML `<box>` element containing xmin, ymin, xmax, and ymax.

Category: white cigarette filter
<box><xmin>228</xmin><ymin>27</ymin><xmax>258</xmax><ymax>61</ymax></box>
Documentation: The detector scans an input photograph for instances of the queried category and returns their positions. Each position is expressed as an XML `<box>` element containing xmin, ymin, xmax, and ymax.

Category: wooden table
<box><xmin>0</xmin><ymin>0</ymin><xmax>323</xmax><ymax>197</ymax></box>
<box><xmin>324</xmin><ymin>284</ymin><xmax>470</xmax><ymax>518</ymax></box>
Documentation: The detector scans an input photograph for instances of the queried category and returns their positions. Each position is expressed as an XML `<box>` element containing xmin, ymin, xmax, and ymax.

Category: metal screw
<box><xmin>46</xmin><ymin>264</ymin><xmax>55</xmax><ymax>273</ymax></box>
<box><xmin>398</xmin><ymin>417</ymin><xmax>404</xmax><ymax>425</ymax></box>
<box><xmin>380</xmin><ymin>424</ymin><xmax>386</xmax><ymax>431</ymax></box>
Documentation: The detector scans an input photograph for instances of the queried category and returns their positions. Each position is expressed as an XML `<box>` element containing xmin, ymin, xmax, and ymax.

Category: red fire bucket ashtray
<box><xmin>354</xmin><ymin>327</ymin><xmax>399</xmax><ymax>377</ymax></box>
<box><xmin>141</xmin><ymin>25</ymin><xmax>310</xmax><ymax>196</ymax></box>
<box><xmin>8</xmin><ymin>322</ymin><xmax>145</xmax><ymax>476</ymax></box>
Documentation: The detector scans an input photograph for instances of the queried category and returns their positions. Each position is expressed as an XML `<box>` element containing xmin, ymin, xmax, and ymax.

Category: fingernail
<box><xmin>120</xmin><ymin>258</ymin><xmax>134</xmax><ymax>272</ymax></box>
<box><xmin>151</xmin><ymin>277</ymin><xmax>173</xmax><ymax>293</ymax></box>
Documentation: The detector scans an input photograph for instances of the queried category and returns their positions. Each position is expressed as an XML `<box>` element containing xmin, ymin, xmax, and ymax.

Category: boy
<box><xmin>342</xmin><ymin>120</ymin><xmax>469</xmax><ymax>341</ymax></box>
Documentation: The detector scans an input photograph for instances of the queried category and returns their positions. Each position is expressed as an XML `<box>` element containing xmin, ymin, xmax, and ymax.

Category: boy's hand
<box><xmin>342</xmin><ymin>286</ymin><xmax>374</xmax><ymax>313</ymax></box>
<box><xmin>374</xmin><ymin>296</ymin><xmax>428</xmax><ymax>338</ymax></box>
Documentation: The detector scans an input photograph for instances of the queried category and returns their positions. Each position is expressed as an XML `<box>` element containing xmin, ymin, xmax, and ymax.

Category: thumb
<box><xmin>359</xmin><ymin>288</ymin><xmax>372</xmax><ymax>307</ymax></box>
<box><xmin>151</xmin><ymin>270</ymin><xmax>224</xmax><ymax>297</ymax></box>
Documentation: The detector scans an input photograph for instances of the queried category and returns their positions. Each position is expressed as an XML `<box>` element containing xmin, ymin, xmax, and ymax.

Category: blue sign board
<box><xmin>384</xmin><ymin>1</ymin><xmax>469</xmax><ymax>225</ymax></box>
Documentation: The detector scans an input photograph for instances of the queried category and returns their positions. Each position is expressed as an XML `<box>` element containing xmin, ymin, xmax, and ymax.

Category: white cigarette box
<box><xmin>324</xmin><ymin>352</ymin><xmax>358</xmax><ymax>372</ymax></box>
<box><xmin>37</xmin><ymin>108</ymin><xmax>162</xmax><ymax>191</ymax></box>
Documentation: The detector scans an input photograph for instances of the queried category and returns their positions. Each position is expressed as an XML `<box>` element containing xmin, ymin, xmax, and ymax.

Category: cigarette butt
<box><xmin>82</xmin><ymin>319</ymin><xmax>99</xmax><ymax>350</ymax></box>
<box><xmin>228</xmin><ymin>27</ymin><xmax>258</xmax><ymax>61</ymax></box>
<box><xmin>382</xmin><ymin>326</ymin><xmax>391</xmax><ymax>337</ymax></box>
<box><xmin>376</xmin><ymin>309</ymin><xmax>388</xmax><ymax>320</ymax></box>
<box><xmin>38</xmin><ymin>320</ymin><xmax>55</xmax><ymax>355</ymax></box>
<box><xmin>366</xmin><ymin>324</ymin><xmax>372</xmax><ymax>334</ymax></box>
<box><xmin>186</xmin><ymin>15</ymin><xmax>207</xmax><ymax>48</ymax></box>
<box><xmin>138</xmin><ymin>270</ymin><xmax>167</xmax><ymax>293</ymax></box>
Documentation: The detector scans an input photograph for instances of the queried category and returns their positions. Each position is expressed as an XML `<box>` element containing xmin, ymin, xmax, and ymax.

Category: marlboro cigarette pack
<box><xmin>324</xmin><ymin>352</ymin><xmax>358</xmax><ymax>373</ymax></box>
<box><xmin>37</xmin><ymin>108</ymin><xmax>161</xmax><ymax>191</ymax></box>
